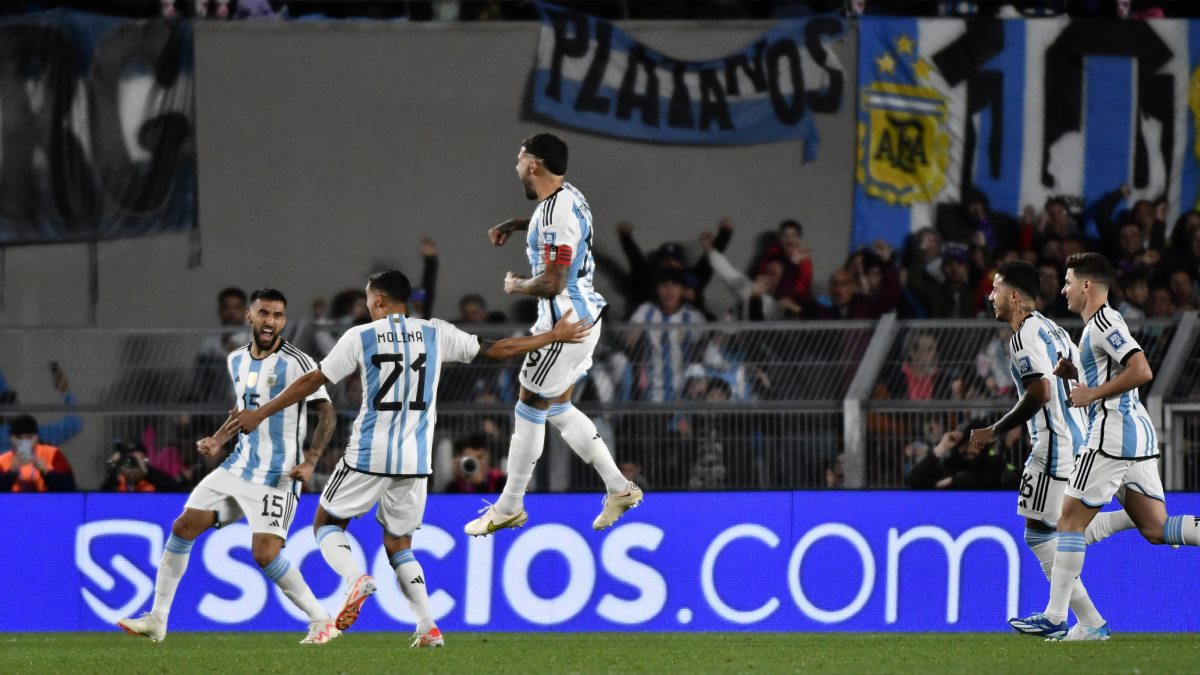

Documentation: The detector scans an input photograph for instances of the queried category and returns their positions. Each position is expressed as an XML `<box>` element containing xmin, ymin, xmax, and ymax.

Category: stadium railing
<box><xmin>1</xmin><ymin>312</ymin><xmax>1196</xmax><ymax>490</ymax></box>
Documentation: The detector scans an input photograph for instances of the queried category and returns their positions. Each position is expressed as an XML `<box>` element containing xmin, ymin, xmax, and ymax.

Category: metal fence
<box><xmin>1</xmin><ymin>314</ymin><xmax>1196</xmax><ymax>491</ymax></box>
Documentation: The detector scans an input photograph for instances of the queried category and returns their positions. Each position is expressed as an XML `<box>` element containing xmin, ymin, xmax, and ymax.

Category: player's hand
<box><xmin>1069</xmin><ymin>382</ymin><xmax>1095</xmax><ymax>407</ymax></box>
<box><xmin>230</xmin><ymin>408</ymin><xmax>265</xmax><ymax>434</ymax></box>
<box><xmin>1053</xmin><ymin>356</ymin><xmax>1078</xmax><ymax>381</ymax></box>
<box><xmin>969</xmin><ymin>427</ymin><xmax>995</xmax><ymax>451</ymax></box>
<box><xmin>488</xmin><ymin>220</ymin><xmax>518</xmax><ymax>247</ymax></box>
<box><xmin>548</xmin><ymin>308</ymin><xmax>592</xmax><ymax>344</ymax></box>
<box><xmin>504</xmin><ymin>271</ymin><xmax>527</xmax><ymax>294</ymax></box>
<box><xmin>289</xmin><ymin>460</ymin><xmax>315</xmax><ymax>483</ymax></box>
<box><xmin>196</xmin><ymin>437</ymin><xmax>223</xmax><ymax>457</ymax></box>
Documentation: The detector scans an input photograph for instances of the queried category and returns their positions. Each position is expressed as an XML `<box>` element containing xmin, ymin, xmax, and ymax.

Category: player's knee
<box><xmin>172</xmin><ymin>513</ymin><xmax>205</xmax><ymax>540</ymax></box>
<box><xmin>253</xmin><ymin>550</ymin><xmax>277</xmax><ymax>569</ymax></box>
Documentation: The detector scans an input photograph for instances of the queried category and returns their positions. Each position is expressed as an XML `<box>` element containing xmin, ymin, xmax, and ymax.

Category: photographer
<box><xmin>0</xmin><ymin>415</ymin><xmax>75</xmax><ymax>492</ymax></box>
<box><xmin>443</xmin><ymin>434</ymin><xmax>506</xmax><ymax>494</ymax></box>
<box><xmin>102</xmin><ymin>440</ymin><xmax>178</xmax><ymax>492</ymax></box>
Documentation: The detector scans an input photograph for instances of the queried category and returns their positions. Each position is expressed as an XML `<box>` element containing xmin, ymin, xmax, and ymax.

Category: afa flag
<box><xmin>852</xmin><ymin>17</ymin><xmax>1200</xmax><ymax>249</ymax></box>
<box><xmin>529</xmin><ymin>2</ymin><xmax>846</xmax><ymax>160</ymax></box>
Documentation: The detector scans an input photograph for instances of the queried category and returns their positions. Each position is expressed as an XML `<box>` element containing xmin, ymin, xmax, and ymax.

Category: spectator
<box><xmin>1146</xmin><ymin>286</ymin><xmax>1176</xmax><ymax>318</ymax></box>
<box><xmin>1117</xmin><ymin>270</ymin><xmax>1150</xmax><ymax>319</ymax></box>
<box><xmin>1168</xmin><ymin>268</ymin><xmax>1198</xmax><ymax>312</ymax></box>
<box><xmin>906</xmin><ymin>420</ymin><xmax>1008</xmax><ymax>489</ymax></box>
<box><xmin>0</xmin><ymin>414</ymin><xmax>75</xmax><ymax>492</ymax></box>
<box><xmin>851</xmin><ymin>241</ymin><xmax>902</xmax><ymax>316</ymax></box>
<box><xmin>825</xmin><ymin>452</ymin><xmax>845</xmax><ymax>488</ymax></box>
<box><xmin>101</xmin><ymin>440</ymin><xmax>178</xmax><ymax>492</ymax></box>
<box><xmin>619</xmin><ymin>459</ymin><xmax>648</xmax><ymax>489</ymax></box>
<box><xmin>909</xmin><ymin>244</ymin><xmax>976</xmax><ymax>318</ymax></box>
<box><xmin>701</xmin><ymin>231</ymin><xmax>781</xmax><ymax>321</ymax></box>
<box><xmin>614</xmin><ymin>219</ymin><xmax>731</xmax><ymax>319</ymax></box>
<box><xmin>628</xmin><ymin>269</ymin><xmax>707</xmax><ymax>401</ymax></box>
<box><xmin>189</xmin><ymin>287</ymin><xmax>247</xmax><ymax>405</ymax></box>
<box><xmin>1036</xmin><ymin>262</ymin><xmax>1071</xmax><ymax>318</ymax></box>
<box><xmin>409</xmin><ymin>237</ymin><xmax>439</xmax><ymax>319</ymax></box>
<box><xmin>936</xmin><ymin>189</ymin><xmax>1018</xmax><ymax>251</ymax></box>
<box><xmin>749</xmin><ymin>219</ymin><xmax>812</xmax><ymax>308</ymax></box>
<box><xmin>877</xmin><ymin>331</ymin><xmax>956</xmax><ymax>400</ymax></box>
<box><xmin>0</xmin><ymin>366</ymin><xmax>83</xmax><ymax>446</ymax></box>
<box><xmin>454</xmin><ymin>293</ymin><xmax>506</xmax><ymax>325</ymax></box>
<box><xmin>444</xmin><ymin>434</ymin><xmax>507</xmax><ymax>493</ymax></box>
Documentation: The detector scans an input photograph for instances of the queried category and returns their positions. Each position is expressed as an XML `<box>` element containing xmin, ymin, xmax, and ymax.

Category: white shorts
<box><xmin>518</xmin><ymin>318</ymin><xmax>602</xmax><ymax>398</ymax></box>
<box><xmin>1065</xmin><ymin>448</ymin><xmax>1165</xmax><ymax>508</ymax></box>
<box><xmin>320</xmin><ymin>462</ymin><xmax>427</xmax><ymax>537</ymax></box>
<box><xmin>1016</xmin><ymin>459</ymin><xmax>1069</xmax><ymax>528</ymax></box>
<box><xmin>184</xmin><ymin>467</ymin><xmax>298</xmax><ymax>540</ymax></box>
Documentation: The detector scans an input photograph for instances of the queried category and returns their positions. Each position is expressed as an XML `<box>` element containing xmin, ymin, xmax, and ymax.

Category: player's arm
<box><xmin>488</xmin><ymin>218</ymin><xmax>530</xmax><ymax>246</ymax></box>
<box><xmin>290</xmin><ymin>399</ymin><xmax>336</xmax><ymax>483</ymax></box>
<box><xmin>1070</xmin><ymin>351</ymin><xmax>1152</xmax><ymax>407</ymax></box>
<box><xmin>505</xmin><ymin>261</ymin><xmax>566</xmax><ymax>298</ymax></box>
<box><xmin>473</xmin><ymin>309</ymin><xmax>591</xmax><ymax>361</ymax></box>
<box><xmin>231</xmin><ymin>370</ymin><xmax>331</xmax><ymax>434</ymax></box>
<box><xmin>970</xmin><ymin>378</ymin><xmax>1050</xmax><ymax>450</ymax></box>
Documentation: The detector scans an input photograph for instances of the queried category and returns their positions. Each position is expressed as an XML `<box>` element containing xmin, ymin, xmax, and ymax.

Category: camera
<box><xmin>458</xmin><ymin>455</ymin><xmax>479</xmax><ymax>475</ymax></box>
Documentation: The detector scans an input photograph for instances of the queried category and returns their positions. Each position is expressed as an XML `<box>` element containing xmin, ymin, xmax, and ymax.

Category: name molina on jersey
<box><xmin>377</xmin><ymin>331</ymin><xmax>424</xmax><ymax>344</ymax></box>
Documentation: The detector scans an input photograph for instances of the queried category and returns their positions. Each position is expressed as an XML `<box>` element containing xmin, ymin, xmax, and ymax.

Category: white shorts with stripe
<box><xmin>184</xmin><ymin>467</ymin><xmax>298</xmax><ymax>540</ymax></box>
<box><xmin>320</xmin><ymin>462</ymin><xmax>427</xmax><ymax>537</ymax></box>
<box><xmin>1016</xmin><ymin>457</ymin><xmax>1069</xmax><ymax>528</ymax></box>
<box><xmin>518</xmin><ymin>318</ymin><xmax>602</xmax><ymax>398</ymax></box>
<box><xmin>1065</xmin><ymin>447</ymin><xmax>1165</xmax><ymax>508</ymax></box>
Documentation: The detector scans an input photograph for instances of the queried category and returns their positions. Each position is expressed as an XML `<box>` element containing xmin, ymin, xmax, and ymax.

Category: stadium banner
<box><xmin>0</xmin><ymin>10</ymin><xmax>196</xmax><ymax>246</ymax></box>
<box><xmin>852</xmin><ymin>17</ymin><xmax>1200</xmax><ymax>249</ymax></box>
<box><xmin>6</xmin><ymin>491</ymin><xmax>1200</xmax><ymax>633</ymax></box>
<box><xmin>529</xmin><ymin>2</ymin><xmax>845</xmax><ymax>160</ymax></box>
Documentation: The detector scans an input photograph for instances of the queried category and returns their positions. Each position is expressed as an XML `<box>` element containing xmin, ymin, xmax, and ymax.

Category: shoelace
<box><xmin>475</xmin><ymin>499</ymin><xmax>495</xmax><ymax>515</ymax></box>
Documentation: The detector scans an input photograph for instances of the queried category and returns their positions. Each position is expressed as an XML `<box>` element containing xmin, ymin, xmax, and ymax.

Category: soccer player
<box><xmin>465</xmin><ymin>132</ymin><xmax>643</xmax><ymax>537</ymax></box>
<box><xmin>1010</xmin><ymin>253</ymin><xmax>1200</xmax><ymax>639</ymax></box>
<box><xmin>230</xmin><ymin>270</ymin><xmax>591</xmax><ymax>648</ymax></box>
<box><xmin>118</xmin><ymin>288</ymin><xmax>340</xmax><ymax>644</ymax></box>
<box><xmin>968</xmin><ymin>261</ymin><xmax>1111</xmax><ymax>641</ymax></box>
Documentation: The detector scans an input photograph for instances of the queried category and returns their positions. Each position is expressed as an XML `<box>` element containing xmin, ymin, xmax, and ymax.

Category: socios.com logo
<box><xmin>73</xmin><ymin>518</ymin><xmax>1020</xmax><ymax>629</ymax></box>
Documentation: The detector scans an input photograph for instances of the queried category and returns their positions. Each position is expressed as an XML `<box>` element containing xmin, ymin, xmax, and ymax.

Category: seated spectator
<box><xmin>444</xmin><ymin>434</ymin><xmax>506</xmax><ymax>494</ymax></box>
<box><xmin>1146</xmin><ymin>286</ymin><xmax>1176</xmax><ymax>318</ymax></box>
<box><xmin>909</xmin><ymin>244</ymin><xmax>977</xmax><ymax>318</ymax></box>
<box><xmin>0</xmin><ymin>366</ymin><xmax>83</xmax><ymax>446</ymax></box>
<box><xmin>628</xmin><ymin>269</ymin><xmax>706</xmax><ymax>401</ymax></box>
<box><xmin>619</xmin><ymin>459</ymin><xmax>648</xmax><ymax>490</ymax></box>
<box><xmin>1036</xmin><ymin>262</ymin><xmax>1071</xmax><ymax>318</ymax></box>
<box><xmin>1168</xmin><ymin>268</ymin><xmax>1198</xmax><ymax>313</ymax></box>
<box><xmin>101</xmin><ymin>440</ymin><xmax>178</xmax><ymax>492</ymax></box>
<box><xmin>0</xmin><ymin>415</ymin><xmax>75</xmax><ymax>492</ymax></box>
<box><xmin>876</xmin><ymin>331</ymin><xmax>956</xmax><ymax>401</ymax></box>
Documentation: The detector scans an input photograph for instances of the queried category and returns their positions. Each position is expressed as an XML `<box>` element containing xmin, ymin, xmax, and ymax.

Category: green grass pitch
<box><xmin>2</xmin><ymin>632</ymin><xmax>1199</xmax><ymax>673</ymax></box>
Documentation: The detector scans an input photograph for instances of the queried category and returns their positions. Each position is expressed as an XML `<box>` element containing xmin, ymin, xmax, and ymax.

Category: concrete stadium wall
<box><xmin>0</xmin><ymin>20</ymin><xmax>856</xmax><ymax>328</ymax></box>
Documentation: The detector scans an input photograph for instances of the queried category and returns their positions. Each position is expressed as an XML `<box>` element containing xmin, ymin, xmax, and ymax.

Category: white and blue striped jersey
<box><xmin>526</xmin><ymin>182</ymin><xmax>607</xmax><ymax>334</ymax></box>
<box><xmin>320</xmin><ymin>315</ymin><xmax>480</xmax><ymax>476</ymax></box>
<box><xmin>222</xmin><ymin>340</ymin><xmax>329</xmax><ymax>492</ymax></box>
<box><xmin>1078</xmin><ymin>304</ymin><xmax>1158</xmax><ymax>459</ymax></box>
<box><xmin>629</xmin><ymin>301</ymin><xmax>706</xmax><ymax>401</ymax></box>
<box><xmin>1006</xmin><ymin>312</ymin><xmax>1088</xmax><ymax>479</ymax></box>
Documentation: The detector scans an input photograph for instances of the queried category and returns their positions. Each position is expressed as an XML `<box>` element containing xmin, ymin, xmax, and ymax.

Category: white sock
<box><xmin>1164</xmin><ymin>515</ymin><xmax>1200</xmax><ymax>546</ymax></box>
<box><xmin>547</xmin><ymin>403</ymin><xmax>627</xmax><ymax>494</ymax></box>
<box><xmin>151</xmin><ymin>534</ymin><xmax>193</xmax><ymax>620</ymax></box>
<box><xmin>496</xmin><ymin>402</ymin><xmax>546</xmax><ymax>515</ymax></box>
<box><xmin>1085</xmin><ymin>510</ymin><xmax>1135</xmax><ymax>544</ymax></box>
<box><xmin>316</xmin><ymin>525</ymin><xmax>362</xmax><ymax>586</ymax></box>
<box><xmin>391</xmin><ymin>549</ymin><xmax>435</xmax><ymax>634</ymax></box>
<box><xmin>1025</xmin><ymin>528</ymin><xmax>1104</xmax><ymax>628</ymax></box>
<box><xmin>264</xmin><ymin>555</ymin><xmax>327</xmax><ymax>622</ymax></box>
<box><xmin>1045</xmin><ymin>532</ymin><xmax>1086</xmax><ymax>624</ymax></box>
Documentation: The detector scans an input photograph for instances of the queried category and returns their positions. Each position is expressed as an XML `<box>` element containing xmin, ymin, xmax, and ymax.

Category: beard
<box><xmin>523</xmin><ymin>182</ymin><xmax>538</xmax><ymax>200</ymax></box>
<box><xmin>253</xmin><ymin>331</ymin><xmax>278</xmax><ymax>352</ymax></box>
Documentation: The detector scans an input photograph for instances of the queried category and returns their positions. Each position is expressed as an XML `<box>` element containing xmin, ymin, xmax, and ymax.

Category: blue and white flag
<box><xmin>530</xmin><ymin>2</ymin><xmax>845</xmax><ymax>159</ymax></box>
<box><xmin>853</xmin><ymin>17</ymin><xmax>1200</xmax><ymax>248</ymax></box>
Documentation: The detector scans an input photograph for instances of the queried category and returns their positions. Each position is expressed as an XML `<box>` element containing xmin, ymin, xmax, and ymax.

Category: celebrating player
<box><xmin>1010</xmin><ymin>253</ymin><xmax>1200</xmax><ymax>639</ymax></box>
<box><xmin>465</xmin><ymin>132</ymin><xmax>643</xmax><ymax>538</ymax></box>
<box><xmin>118</xmin><ymin>288</ymin><xmax>340</xmax><ymax>645</ymax></box>
<box><xmin>969</xmin><ymin>261</ymin><xmax>1112</xmax><ymax>640</ymax></box>
<box><xmin>230</xmin><ymin>270</ymin><xmax>591</xmax><ymax>648</ymax></box>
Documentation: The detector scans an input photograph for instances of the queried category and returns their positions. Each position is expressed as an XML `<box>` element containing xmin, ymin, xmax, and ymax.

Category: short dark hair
<box><xmin>522</xmin><ymin>133</ymin><xmax>568</xmax><ymax>175</ymax></box>
<box><xmin>249</xmin><ymin>287</ymin><xmax>287</xmax><ymax>307</ymax></box>
<box><xmin>1066</xmin><ymin>252</ymin><xmax>1115</xmax><ymax>287</ymax></box>
<box><xmin>9</xmin><ymin>414</ymin><xmax>37</xmax><ymax>437</ymax></box>
<box><xmin>778</xmin><ymin>219</ymin><xmax>802</xmax><ymax>236</ymax></box>
<box><xmin>218</xmin><ymin>287</ymin><xmax>246</xmax><ymax>305</ymax></box>
<box><xmin>1045</xmin><ymin>196</ymin><xmax>1070</xmax><ymax>212</ymax></box>
<box><xmin>996</xmin><ymin>261</ymin><xmax>1039</xmax><ymax>300</ymax></box>
<box><xmin>459</xmin><ymin>294</ymin><xmax>486</xmax><ymax>309</ymax></box>
<box><xmin>367</xmin><ymin>270</ymin><xmax>412</xmax><ymax>303</ymax></box>
<box><xmin>453</xmin><ymin>433</ymin><xmax>490</xmax><ymax>456</ymax></box>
